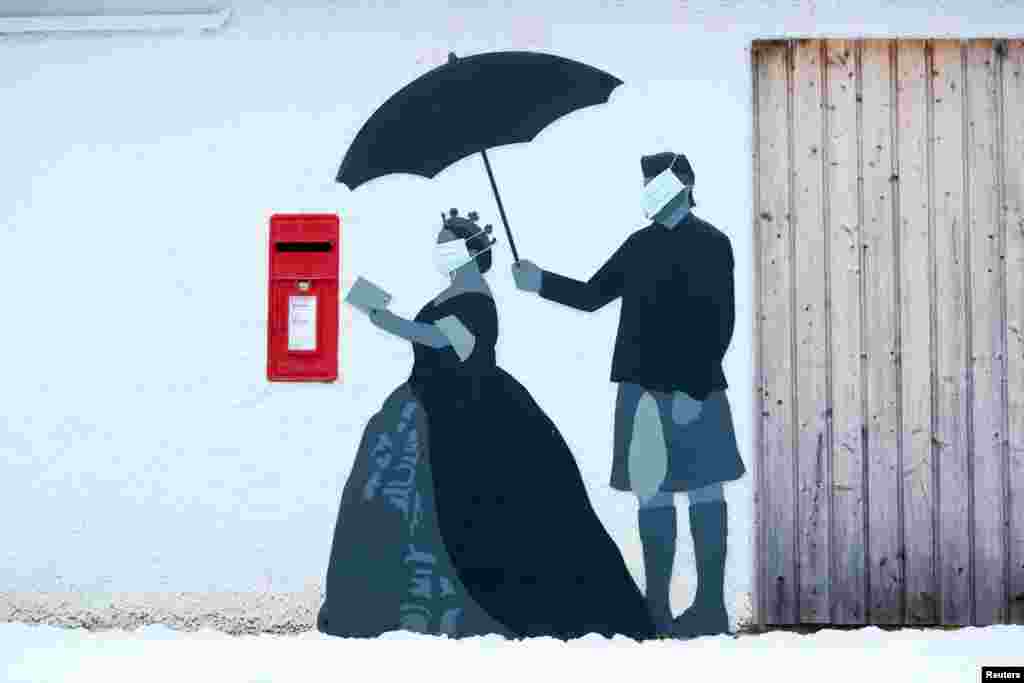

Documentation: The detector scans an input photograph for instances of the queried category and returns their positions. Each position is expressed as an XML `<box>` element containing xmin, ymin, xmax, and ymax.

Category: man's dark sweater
<box><xmin>538</xmin><ymin>212</ymin><xmax>734</xmax><ymax>401</ymax></box>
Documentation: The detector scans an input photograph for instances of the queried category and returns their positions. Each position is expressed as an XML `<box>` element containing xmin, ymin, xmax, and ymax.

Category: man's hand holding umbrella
<box><xmin>511</xmin><ymin>259</ymin><xmax>543</xmax><ymax>293</ymax></box>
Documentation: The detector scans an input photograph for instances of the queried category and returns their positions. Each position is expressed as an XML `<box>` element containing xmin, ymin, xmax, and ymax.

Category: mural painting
<box><xmin>317</xmin><ymin>50</ymin><xmax>746</xmax><ymax>640</ymax></box>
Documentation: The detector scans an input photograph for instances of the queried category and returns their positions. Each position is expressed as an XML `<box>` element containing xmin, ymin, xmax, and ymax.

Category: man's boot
<box><xmin>673</xmin><ymin>500</ymin><xmax>730</xmax><ymax>638</ymax></box>
<box><xmin>638</xmin><ymin>504</ymin><xmax>677</xmax><ymax>636</ymax></box>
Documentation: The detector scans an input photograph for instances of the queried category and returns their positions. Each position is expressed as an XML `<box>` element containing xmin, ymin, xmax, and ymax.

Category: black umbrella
<box><xmin>336</xmin><ymin>50</ymin><xmax>623</xmax><ymax>262</ymax></box>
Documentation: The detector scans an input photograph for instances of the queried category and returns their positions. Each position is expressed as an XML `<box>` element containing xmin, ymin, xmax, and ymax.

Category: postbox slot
<box><xmin>275</xmin><ymin>241</ymin><xmax>333</xmax><ymax>252</ymax></box>
<box><xmin>269</xmin><ymin>274</ymin><xmax>336</xmax><ymax>281</ymax></box>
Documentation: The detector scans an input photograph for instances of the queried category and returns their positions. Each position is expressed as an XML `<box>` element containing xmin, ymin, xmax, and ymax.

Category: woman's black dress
<box><xmin>318</xmin><ymin>291</ymin><xmax>655</xmax><ymax>640</ymax></box>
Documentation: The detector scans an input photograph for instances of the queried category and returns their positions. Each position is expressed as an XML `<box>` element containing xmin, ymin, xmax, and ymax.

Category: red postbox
<box><xmin>266</xmin><ymin>213</ymin><xmax>340</xmax><ymax>382</ymax></box>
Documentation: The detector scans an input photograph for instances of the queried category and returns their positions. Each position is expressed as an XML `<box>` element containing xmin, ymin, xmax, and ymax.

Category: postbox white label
<box><xmin>288</xmin><ymin>295</ymin><xmax>317</xmax><ymax>351</ymax></box>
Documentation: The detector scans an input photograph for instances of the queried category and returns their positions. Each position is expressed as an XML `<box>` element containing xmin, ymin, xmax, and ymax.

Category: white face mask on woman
<box><xmin>433</xmin><ymin>230</ymin><xmax>493</xmax><ymax>276</ymax></box>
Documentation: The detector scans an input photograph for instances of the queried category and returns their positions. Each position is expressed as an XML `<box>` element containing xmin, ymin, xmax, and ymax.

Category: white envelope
<box><xmin>345</xmin><ymin>276</ymin><xmax>392</xmax><ymax>313</ymax></box>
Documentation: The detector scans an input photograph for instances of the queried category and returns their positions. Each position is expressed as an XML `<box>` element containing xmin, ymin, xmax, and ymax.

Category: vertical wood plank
<box><xmin>896</xmin><ymin>39</ymin><xmax>939</xmax><ymax>624</ymax></box>
<box><xmin>826</xmin><ymin>38</ymin><xmax>867</xmax><ymax>623</ymax></box>
<box><xmin>965</xmin><ymin>38</ymin><xmax>1008</xmax><ymax>626</ymax></box>
<box><xmin>752</xmin><ymin>40</ymin><xmax>765</xmax><ymax>630</ymax></box>
<box><xmin>755</xmin><ymin>40</ymin><xmax>799</xmax><ymax>625</ymax></box>
<box><xmin>792</xmin><ymin>38</ymin><xmax>832</xmax><ymax>623</ymax></box>
<box><xmin>861</xmin><ymin>39</ymin><xmax>903</xmax><ymax>624</ymax></box>
<box><xmin>931</xmin><ymin>39</ymin><xmax>973</xmax><ymax>625</ymax></box>
<box><xmin>1003</xmin><ymin>39</ymin><xmax>1024</xmax><ymax>627</ymax></box>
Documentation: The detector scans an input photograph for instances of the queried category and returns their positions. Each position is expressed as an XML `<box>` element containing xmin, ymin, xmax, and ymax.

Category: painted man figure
<box><xmin>511</xmin><ymin>152</ymin><xmax>746</xmax><ymax>638</ymax></box>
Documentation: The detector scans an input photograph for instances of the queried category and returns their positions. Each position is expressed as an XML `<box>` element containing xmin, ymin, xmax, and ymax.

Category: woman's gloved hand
<box><xmin>369</xmin><ymin>308</ymin><xmax>398</xmax><ymax>330</ymax></box>
<box><xmin>671</xmin><ymin>391</ymin><xmax>703</xmax><ymax>426</ymax></box>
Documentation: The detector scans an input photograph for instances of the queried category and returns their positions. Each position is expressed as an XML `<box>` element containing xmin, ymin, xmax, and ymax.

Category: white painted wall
<box><xmin>2</xmin><ymin>0</ymin><xmax>1022</xmax><ymax>630</ymax></box>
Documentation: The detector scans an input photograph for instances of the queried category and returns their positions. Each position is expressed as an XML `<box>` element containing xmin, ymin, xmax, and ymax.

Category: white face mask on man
<box><xmin>642</xmin><ymin>154</ymin><xmax>692</xmax><ymax>220</ymax></box>
<box><xmin>433</xmin><ymin>230</ymin><xmax>493</xmax><ymax>276</ymax></box>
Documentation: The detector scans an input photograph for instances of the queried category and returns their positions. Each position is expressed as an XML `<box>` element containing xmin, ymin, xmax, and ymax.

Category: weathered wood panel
<box><xmin>930</xmin><ymin>40</ymin><xmax>973</xmax><ymax>625</ymax></box>
<box><xmin>1001</xmin><ymin>39</ymin><xmax>1024</xmax><ymax>625</ymax></box>
<box><xmin>895</xmin><ymin>39</ymin><xmax>939</xmax><ymax>624</ymax></box>
<box><xmin>965</xmin><ymin>39</ymin><xmax>1008</xmax><ymax>626</ymax></box>
<box><xmin>825</xmin><ymin>39</ymin><xmax>867</xmax><ymax>624</ymax></box>
<box><xmin>861</xmin><ymin>39</ymin><xmax>903</xmax><ymax>623</ymax></box>
<box><xmin>754</xmin><ymin>37</ymin><xmax>1022</xmax><ymax>626</ymax></box>
<box><xmin>792</xmin><ymin>39</ymin><xmax>832</xmax><ymax>624</ymax></box>
<box><xmin>755</xmin><ymin>40</ymin><xmax>799</xmax><ymax>625</ymax></box>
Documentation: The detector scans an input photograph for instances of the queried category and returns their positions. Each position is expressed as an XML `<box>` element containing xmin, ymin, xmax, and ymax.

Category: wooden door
<box><xmin>753</xmin><ymin>38</ymin><xmax>1024</xmax><ymax>626</ymax></box>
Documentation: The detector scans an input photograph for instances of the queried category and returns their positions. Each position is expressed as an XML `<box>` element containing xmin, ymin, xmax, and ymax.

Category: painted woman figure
<box><xmin>317</xmin><ymin>209</ymin><xmax>656</xmax><ymax>641</ymax></box>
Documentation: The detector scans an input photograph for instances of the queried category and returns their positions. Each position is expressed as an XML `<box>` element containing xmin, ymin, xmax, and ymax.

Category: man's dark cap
<box><xmin>641</xmin><ymin>152</ymin><xmax>694</xmax><ymax>181</ymax></box>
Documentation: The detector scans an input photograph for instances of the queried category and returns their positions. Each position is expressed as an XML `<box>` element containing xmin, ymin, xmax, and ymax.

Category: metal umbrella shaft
<box><xmin>480</xmin><ymin>148</ymin><xmax>520</xmax><ymax>264</ymax></box>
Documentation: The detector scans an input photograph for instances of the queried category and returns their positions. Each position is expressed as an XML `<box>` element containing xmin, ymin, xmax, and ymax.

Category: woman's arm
<box><xmin>369</xmin><ymin>309</ymin><xmax>450</xmax><ymax>349</ymax></box>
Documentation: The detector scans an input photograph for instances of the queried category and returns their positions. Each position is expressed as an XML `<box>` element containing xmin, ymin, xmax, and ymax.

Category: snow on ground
<box><xmin>2</xmin><ymin>624</ymin><xmax>1022</xmax><ymax>683</ymax></box>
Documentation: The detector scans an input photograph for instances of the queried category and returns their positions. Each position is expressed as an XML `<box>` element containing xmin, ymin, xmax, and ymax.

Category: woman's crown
<box><xmin>444</xmin><ymin>208</ymin><xmax>496</xmax><ymax>243</ymax></box>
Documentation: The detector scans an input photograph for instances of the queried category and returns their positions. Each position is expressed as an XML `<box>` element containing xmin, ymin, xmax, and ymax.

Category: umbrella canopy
<box><xmin>337</xmin><ymin>50</ymin><xmax>623</xmax><ymax>262</ymax></box>
<box><xmin>337</xmin><ymin>51</ymin><xmax>623</xmax><ymax>190</ymax></box>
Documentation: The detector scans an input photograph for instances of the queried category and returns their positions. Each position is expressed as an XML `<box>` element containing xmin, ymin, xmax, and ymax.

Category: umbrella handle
<box><xmin>480</xmin><ymin>149</ymin><xmax>520</xmax><ymax>264</ymax></box>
